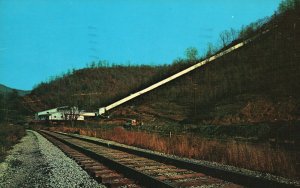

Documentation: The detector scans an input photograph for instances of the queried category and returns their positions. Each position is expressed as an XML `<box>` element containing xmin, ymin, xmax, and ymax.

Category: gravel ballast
<box><xmin>0</xmin><ymin>130</ymin><xmax>105</xmax><ymax>188</ymax></box>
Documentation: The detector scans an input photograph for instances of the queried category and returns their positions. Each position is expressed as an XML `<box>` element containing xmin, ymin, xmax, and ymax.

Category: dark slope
<box><xmin>0</xmin><ymin>84</ymin><xmax>30</xmax><ymax>96</ymax></box>
<box><xmin>27</xmin><ymin>66</ymin><xmax>169</xmax><ymax>112</ymax></box>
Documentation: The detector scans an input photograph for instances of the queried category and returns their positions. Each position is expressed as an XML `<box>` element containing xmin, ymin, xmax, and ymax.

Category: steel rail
<box><xmin>54</xmin><ymin>130</ymin><xmax>298</xmax><ymax>188</ymax></box>
<box><xmin>41</xmin><ymin>130</ymin><xmax>174</xmax><ymax>188</ymax></box>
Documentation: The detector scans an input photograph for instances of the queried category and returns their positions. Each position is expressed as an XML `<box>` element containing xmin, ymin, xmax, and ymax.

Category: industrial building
<box><xmin>35</xmin><ymin>106</ymin><xmax>85</xmax><ymax>121</ymax></box>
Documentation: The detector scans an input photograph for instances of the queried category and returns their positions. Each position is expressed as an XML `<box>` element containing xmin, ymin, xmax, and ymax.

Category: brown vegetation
<box><xmin>0</xmin><ymin>124</ymin><xmax>26</xmax><ymax>161</ymax></box>
<box><xmin>49</xmin><ymin>126</ymin><xmax>299</xmax><ymax>179</ymax></box>
<box><xmin>29</xmin><ymin>65</ymin><xmax>170</xmax><ymax>112</ymax></box>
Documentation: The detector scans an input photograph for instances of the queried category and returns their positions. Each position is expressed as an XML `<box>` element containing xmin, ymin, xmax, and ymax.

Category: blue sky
<box><xmin>0</xmin><ymin>0</ymin><xmax>282</xmax><ymax>90</ymax></box>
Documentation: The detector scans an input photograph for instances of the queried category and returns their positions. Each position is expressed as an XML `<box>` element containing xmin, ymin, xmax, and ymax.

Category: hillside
<box><xmin>0</xmin><ymin>84</ymin><xmax>31</xmax><ymax>122</ymax></box>
<box><xmin>0</xmin><ymin>84</ymin><xmax>30</xmax><ymax>96</ymax></box>
<box><xmin>27</xmin><ymin>3</ymin><xmax>300</xmax><ymax>127</ymax></box>
<box><xmin>109</xmin><ymin>4</ymin><xmax>300</xmax><ymax>127</ymax></box>
<box><xmin>26</xmin><ymin>66</ymin><xmax>170</xmax><ymax>112</ymax></box>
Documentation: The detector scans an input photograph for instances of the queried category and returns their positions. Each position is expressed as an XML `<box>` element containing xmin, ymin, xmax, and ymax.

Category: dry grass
<box><xmin>49</xmin><ymin>126</ymin><xmax>299</xmax><ymax>179</ymax></box>
<box><xmin>0</xmin><ymin>123</ymin><xmax>26</xmax><ymax>161</ymax></box>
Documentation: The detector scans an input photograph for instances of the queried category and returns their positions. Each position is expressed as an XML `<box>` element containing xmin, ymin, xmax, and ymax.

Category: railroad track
<box><xmin>39</xmin><ymin>130</ymin><xmax>297</xmax><ymax>188</ymax></box>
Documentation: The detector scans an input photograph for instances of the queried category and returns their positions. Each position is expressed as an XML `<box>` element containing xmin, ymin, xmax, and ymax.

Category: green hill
<box><xmin>0</xmin><ymin>84</ymin><xmax>30</xmax><ymax>123</ymax></box>
<box><xmin>0</xmin><ymin>84</ymin><xmax>30</xmax><ymax>96</ymax></box>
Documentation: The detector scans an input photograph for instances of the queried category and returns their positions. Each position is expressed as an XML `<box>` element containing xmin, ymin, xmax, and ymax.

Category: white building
<box><xmin>36</xmin><ymin>106</ymin><xmax>85</xmax><ymax>121</ymax></box>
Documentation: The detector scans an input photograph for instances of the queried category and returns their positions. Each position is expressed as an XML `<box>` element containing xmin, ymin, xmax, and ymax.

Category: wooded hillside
<box><xmin>24</xmin><ymin>1</ymin><xmax>300</xmax><ymax>125</ymax></box>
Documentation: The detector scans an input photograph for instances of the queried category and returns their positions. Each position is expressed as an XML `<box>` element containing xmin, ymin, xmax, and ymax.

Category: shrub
<box><xmin>0</xmin><ymin>123</ymin><xmax>25</xmax><ymax>161</ymax></box>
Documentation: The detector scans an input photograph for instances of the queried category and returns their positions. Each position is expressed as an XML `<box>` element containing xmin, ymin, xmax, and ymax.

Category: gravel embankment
<box><xmin>0</xmin><ymin>130</ymin><xmax>105</xmax><ymax>188</ymax></box>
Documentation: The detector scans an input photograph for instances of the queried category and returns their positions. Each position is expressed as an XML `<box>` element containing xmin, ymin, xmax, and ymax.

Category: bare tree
<box><xmin>219</xmin><ymin>28</ymin><xmax>238</xmax><ymax>48</ymax></box>
<box><xmin>185</xmin><ymin>47</ymin><xmax>198</xmax><ymax>61</ymax></box>
<box><xmin>205</xmin><ymin>42</ymin><xmax>216</xmax><ymax>57</ymax></box>
<box><xmin>219</xmin><ymin>30</ymin><xmax>230</xmax><ymax>47</ymax></box>
<box><xmin>63</xmin><ymin>107</ymin><xmax>80</xmax><ymax>127</ymax></box>
<box><xmin>278</xmin><ymin>0</ymin><xmax>297</xmax><ymax>13</ymax></box>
